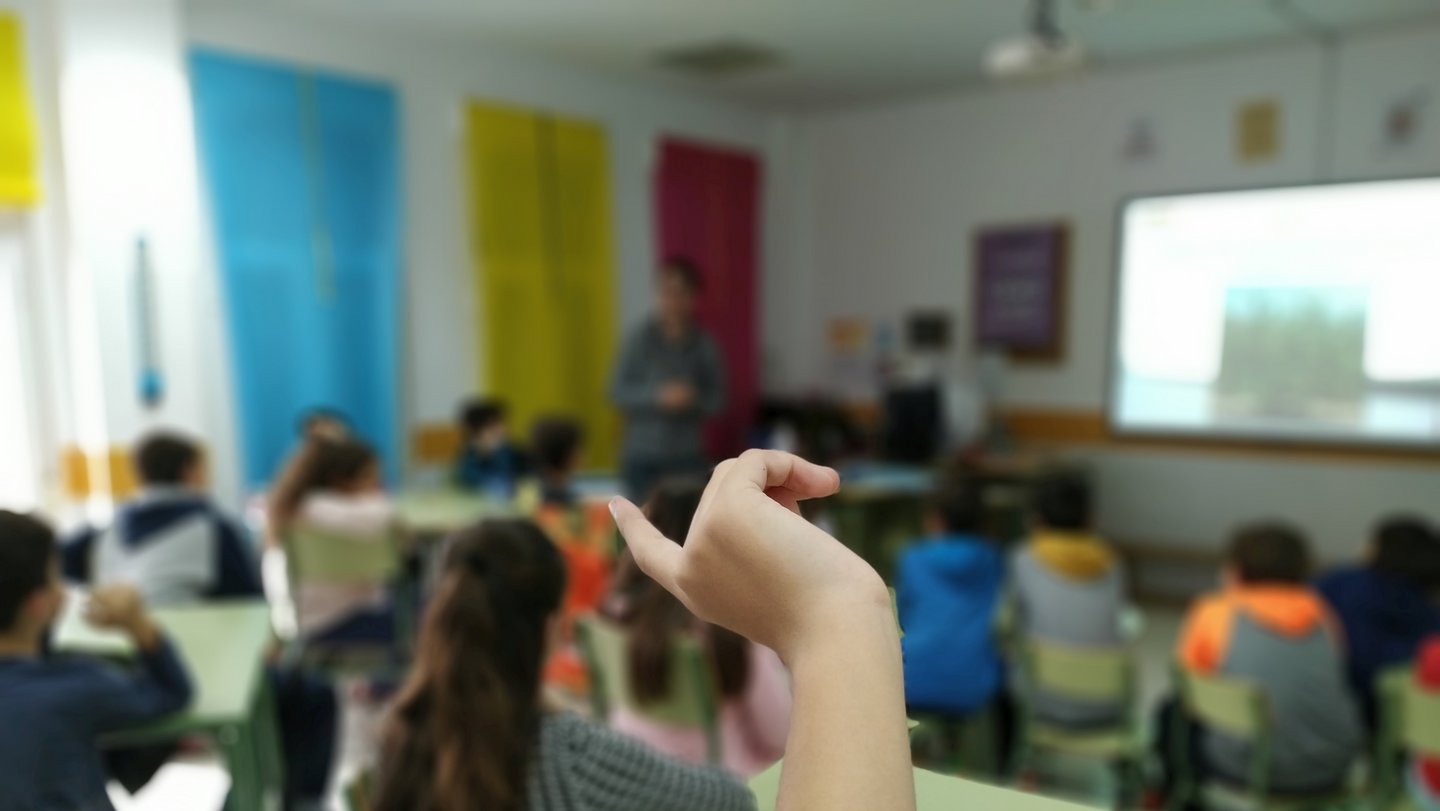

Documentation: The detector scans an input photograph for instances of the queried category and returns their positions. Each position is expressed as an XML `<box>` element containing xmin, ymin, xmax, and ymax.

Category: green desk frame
<box><xmin>395</xmin><ymin>489</ymin><xmax>516</xmax><ymax>536</ymax></box>
<box><xmin>57</xmin><ymin>601</ymin><xmax>281</xmax><ymax>811</ymax></box>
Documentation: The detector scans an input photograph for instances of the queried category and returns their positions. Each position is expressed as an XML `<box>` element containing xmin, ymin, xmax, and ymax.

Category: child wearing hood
<box><xmin>1010</xmin><ymin>472</ymin><xmax>1127</xmax><ymax>726</ymax></box>
<box><xmin>1170</xmin><ymin>523</ymin><xmax>1361</xmax><ymax>795</ymax></box>
<box><xmin>897</xmin><ymin>478</ymin><xmax>1006</xmax><ymax>718</ymax></box>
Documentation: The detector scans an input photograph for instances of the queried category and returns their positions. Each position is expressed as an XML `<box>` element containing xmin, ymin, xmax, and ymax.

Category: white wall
<box><xmin>2</xmin><ymin>0</ymin><xmax>240</xmax><ymax>512</ymax></box>
<box><xmin>53</xmin><ymin>0</ymin><xmax>240</xmax><ymax>506</ymax></box>
<box><xmin>783</xmin><ymin>25</ymin><xmax>1440</xmax><ymax>559</ymax></box>
<box><xmin>184</xmin><ymin>5</ymin><xmax>782</xmax><ymax>436</ymax></box>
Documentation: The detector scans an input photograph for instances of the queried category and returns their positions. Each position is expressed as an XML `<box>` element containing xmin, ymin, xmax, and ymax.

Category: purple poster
<box><xmin>974</xmin><ymin>223</ymin><xmax>1067</xmax><ymax>359</ymax></box>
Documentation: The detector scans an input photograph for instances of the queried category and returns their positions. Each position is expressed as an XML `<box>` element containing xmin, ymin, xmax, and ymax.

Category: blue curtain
<box><xmin>189</xmin><ymin>49</ymin><xmax>402</xmax><ymax>488</ymax></box>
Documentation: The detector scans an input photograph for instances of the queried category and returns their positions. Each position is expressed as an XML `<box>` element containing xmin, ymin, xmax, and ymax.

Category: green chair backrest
<box><xmin>1401</xmin><ymin>681</ymin><xmax>1440</xmax><ymax>756</ymax></box>
<box><xmin>1179</xmin><ymin>669</ymin><xmax>1265</xmax><ymax>739</ymax></box>
<box><xmin>344</xmin><ymin>770</ymin><xmax>375</xmax><ymax>811</ymax></box>
<box><xmin>576</xmin><ymin>617</ymin><xmax>721</xmax><ymax>761</ymax></box>
<box><xmin>286</xmin><ymin>524</ymin><xmax>399</xmax><ymax>585</ymax></box>
<box><xmin>1024</xmin><ymin>638</ymin><xmax>1134</xmax><ymax>703</ymax></box>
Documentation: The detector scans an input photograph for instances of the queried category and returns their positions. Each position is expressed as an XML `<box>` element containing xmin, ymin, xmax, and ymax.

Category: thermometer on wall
<box><xmin>134</xmin><ymin>237</ymin><xmax>165</xmax><ymax>409</ymax></box>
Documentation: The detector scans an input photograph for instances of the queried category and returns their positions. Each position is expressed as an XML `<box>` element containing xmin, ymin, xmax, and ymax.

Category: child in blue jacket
<box><xmin>897</xmin><ymin>479</ymin><xmax>1006</xmax><ymax>716</ymax></box>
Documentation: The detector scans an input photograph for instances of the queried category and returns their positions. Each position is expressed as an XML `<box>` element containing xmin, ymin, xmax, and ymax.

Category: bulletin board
<box><xmin>973</xmin><ymin>222</ymin><xmax>1068</xmax><ymax>362</ymax></box>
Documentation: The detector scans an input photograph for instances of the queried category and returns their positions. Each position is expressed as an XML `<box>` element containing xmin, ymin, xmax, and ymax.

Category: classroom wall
<box><xmin>779</xmin><ymin>24</ymin><xmax>1440</xmax><ymax>559</ymax></box>
<box><xmin>54</xmin><ymin>0</ymin><xmax>241</xmax><ymax>506</ymax></box>
<box><xmin>184</xmin><ymin>4</ymin><xmax>783</xmax><ymax>444</ymax></box>
<box><xmin>0</xmin><ymin>0</ymin><xmax>241</xmax><ymax>511</ymax></box>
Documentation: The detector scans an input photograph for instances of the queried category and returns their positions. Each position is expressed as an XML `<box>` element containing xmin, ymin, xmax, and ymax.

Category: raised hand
<box><xmin>610</xmin><ymin>450</ymin><xmax>887</xmax><ymax>662</ymax></box>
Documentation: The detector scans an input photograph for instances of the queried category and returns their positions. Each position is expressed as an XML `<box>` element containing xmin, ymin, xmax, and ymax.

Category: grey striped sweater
<box><xmin>527</xmin><ymin>713</ymin><xmax>756</xmax><ymax>811</ymax></box>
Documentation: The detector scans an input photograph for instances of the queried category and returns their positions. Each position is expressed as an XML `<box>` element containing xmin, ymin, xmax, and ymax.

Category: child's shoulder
<box><xmin>1</xmin><ymin>654</ymin><xmax>118</xmax><ymax>697</ymax></box>
<box><xmin>1181</xmin><ymin>590</ymin><xmax>1237</xmax><ymax>626</ymax></box>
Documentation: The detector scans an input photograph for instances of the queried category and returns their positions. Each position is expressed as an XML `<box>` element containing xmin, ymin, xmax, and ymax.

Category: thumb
<box><xmin>610</xmin><ymin>497</ymin><xmax>687</xmax><ymax>600</ymax></box>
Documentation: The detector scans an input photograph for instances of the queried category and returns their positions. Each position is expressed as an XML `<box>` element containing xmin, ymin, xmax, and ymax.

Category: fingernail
<box><xmin>608</xmin><ymin>497</ymin><xmax>621</xmax><ymax>521</ymax></box>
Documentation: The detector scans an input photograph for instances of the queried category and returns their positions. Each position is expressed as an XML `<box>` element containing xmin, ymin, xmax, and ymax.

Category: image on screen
<box><xmin>1111</xmin><ymin>178</ymin><xmax>1440</xmax><ymax>446</ymax></box>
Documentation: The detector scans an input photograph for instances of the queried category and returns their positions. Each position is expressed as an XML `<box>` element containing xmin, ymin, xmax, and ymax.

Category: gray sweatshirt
<box><xmin>528</xmin><ymin>713</ymin><xmax>755</xmax><ymax>811</ymax></box>
<box><xmin>610</xmin><ymin>319</ymin><xmax>726</xmax><ymax>463</ymax></box>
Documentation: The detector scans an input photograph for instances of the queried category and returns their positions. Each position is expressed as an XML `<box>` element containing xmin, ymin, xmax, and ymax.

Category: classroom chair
<box><xmin>1374</xmin><ymin>665</ymin><xmax>1440</xmax><ymax>811</ymax></box>
<box><xmin>575</xmin><ymin>616</ymin><xmax>723</xmax><ymax>765</ymax></box>
<box><xmin>909</xmin><ymin>704</ymin><xmax>1005</xmax><ymax>779</ymax></box>
<box><xmin>1012</xmin><ymin>638</ymin><xmax>1145</xmax><ymax>808</ymax></box>
<box><xmin>1171</xmin><ymin>667</ymin><xmax>1362</xmax><ymax>811</ymax></box>
<box><xmin>282</xmin><ymin>523</ymin><xmax>413</xmax><ymax>674</ymax></box>
<box><xmin>343</xmin><ymin>769</ymin><xmax>376</xmax><ymax>811</ymax></box>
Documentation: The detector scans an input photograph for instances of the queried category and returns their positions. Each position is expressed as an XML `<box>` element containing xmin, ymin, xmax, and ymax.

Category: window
<box><xmin>0</xmin><ymin>219</ymin><xmax>39</xmax><ymax>509</ymax></box>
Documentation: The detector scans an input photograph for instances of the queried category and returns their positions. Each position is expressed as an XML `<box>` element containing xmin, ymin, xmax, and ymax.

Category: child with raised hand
<box><xmin>0</xmin><ymin>511</ymin><xmax>192</xmax><ymax>811</ymax></box>
<box><xmin>604</xmin><ymin>477</ymin><xmax>792</xmax><ymax>777</ymax></box>
<box><xmin>610</xmin><ymin>450</ymin><xmax>915</xmax><ymax>811</ymax></box>
<box><xmin>269</xmin><ymin>436</ymin><xmax>398</xmax><ymax>644</ymax></box>
<box><xmin>375</xmin><ymin>518</ymin><xmax>754</xmax><ymax>811</ymax></box>
<box><xmin>374</xmin><ymin>451</ymin><xmax>914</xmax><ymax>811</ymax></box>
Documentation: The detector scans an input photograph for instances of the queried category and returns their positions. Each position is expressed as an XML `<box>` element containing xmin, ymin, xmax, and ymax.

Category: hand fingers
<box><xmin>693</xmin><ymin>458</ymin><xmax>737</xmax><ymax>524</ymax></box>
<box><xmin>728</xmin><ymin>450</ymin><xmax>840</xmax><ymax>501</ymax></box>
<box><xmin>610</xmin><ymin>497</ymin><xmax>687</xmax><ymax>599</ymax></box>
<box><xmin>764</xmin><ymin>485</ymin><xmax>802</xmax><ymax>516</ymax></box>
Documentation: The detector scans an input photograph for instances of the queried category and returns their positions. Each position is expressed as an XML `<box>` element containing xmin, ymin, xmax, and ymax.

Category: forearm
<box><xmin>777</xmin><ymin>600</ymin><xmax>914</xmax><ymax>811</ymax></box>
<box><xmin>140</xmin><ymin>635</ymin><xmax>192</xmax><ymax>700</ymax></box>
<box><xmin>95</xmin><ymin>632</ymin><xmax>194</xmax><ymax>730</ymax></box>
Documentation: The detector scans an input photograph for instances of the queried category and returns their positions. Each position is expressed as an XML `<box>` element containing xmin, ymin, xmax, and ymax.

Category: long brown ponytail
<box><xmin>268</xmin><ymin>437</ymin><xmax>378</xmax><ymax>534</ymax></box>
<box><xmin>613</xmin><ymin>478</ymin><xmax>750</xmax><ymax>705</ymax></box>
<box><xmin>374</xmin><ymin>519</ymin><xmax>566</xmax><ymax>811</ymax></box>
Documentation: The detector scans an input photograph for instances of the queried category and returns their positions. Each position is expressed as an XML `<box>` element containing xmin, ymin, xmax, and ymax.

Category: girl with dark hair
<box><xmin>270</xmin><ymin>437</ymin><xmax>398</xmax><ymax>643</ymax></box>
<box><xmin>603</xmin><ymin>478</ymin><xmax>791</xmax><ymax>777</ymax></box>
<box><xmin>374</xmin><ymin>518</ymin><xmax>753</xmax><ymax>811</ymax></box>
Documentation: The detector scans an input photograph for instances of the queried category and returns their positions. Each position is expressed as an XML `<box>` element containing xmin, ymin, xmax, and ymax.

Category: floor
<box><xmin>107</xmin><ymin>604</ymin><xmax>1190</xmax><ymax>810</ymax></box>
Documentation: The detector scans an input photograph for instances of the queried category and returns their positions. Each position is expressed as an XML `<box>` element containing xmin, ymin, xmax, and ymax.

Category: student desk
<box><xmin>749</xmin><ymin>762</ymin><xmax>1094</xmax><ymax>811</ymax></box>
<box><xmin>397</xmin><ymin>471</ymin><xmax>622</xmax><ymax>534</ymax></box>
<box><xmin>54</xmin><ymin>600</ymin><xmax>280</xmax><ymax>811</ymax></box>
<box><xmin>395</xmin><ymin>488</ymin><xmax>515</xmax><ymax>535</ymax></box>
<box><xmin>396</xmin><ymin>489</ymin><xmax>518</xmax><ymax>593</ymax></box>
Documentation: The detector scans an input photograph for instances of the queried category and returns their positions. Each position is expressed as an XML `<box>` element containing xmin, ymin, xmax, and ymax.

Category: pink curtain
<box><xmin>655</xmin><ymin>138</ymin><xmax>762</xmax><ymax>460</ymax></box>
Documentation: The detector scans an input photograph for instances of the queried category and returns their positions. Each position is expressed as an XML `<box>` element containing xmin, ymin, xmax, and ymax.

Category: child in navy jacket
<box><xmin>0</xmin><ymin>510</ymin><xmax>191</xmax><ymax>811</ymax></box>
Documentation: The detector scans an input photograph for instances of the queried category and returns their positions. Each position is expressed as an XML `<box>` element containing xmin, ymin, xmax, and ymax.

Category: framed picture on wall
<box><xmin>973</xmin><ymin>221</ymin><xmax>1069</xmax><ymax>362</ymax></box>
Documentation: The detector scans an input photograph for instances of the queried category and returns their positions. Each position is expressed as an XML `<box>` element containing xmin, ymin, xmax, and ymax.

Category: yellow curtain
<box><xmin>0</xmin><ymin>13</ymin><xmax>39</xmax><ymax>206</ymax></box>
<box><xmin>466</xmin><ymin>101</ymin><xmax>619</xmax><ymax>467</ymax></box>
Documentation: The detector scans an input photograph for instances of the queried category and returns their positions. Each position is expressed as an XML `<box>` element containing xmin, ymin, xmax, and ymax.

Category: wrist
<box><xmin>783</xmin><ymin>578</ymin><xmax>897</xmax><ymax>669</ymax></box>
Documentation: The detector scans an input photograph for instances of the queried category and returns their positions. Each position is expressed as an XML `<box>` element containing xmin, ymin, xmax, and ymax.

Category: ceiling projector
<box><xmin>985</xmin><ymin>0</ymin><xmax>1088</xmax><ymax>79</ymax></box>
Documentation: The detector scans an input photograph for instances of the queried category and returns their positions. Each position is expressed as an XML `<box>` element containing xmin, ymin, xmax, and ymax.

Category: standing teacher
<box><xmin>610</xmin><ymin>258</ymin><xmax>727</xmax><ymax>500</ymax></box>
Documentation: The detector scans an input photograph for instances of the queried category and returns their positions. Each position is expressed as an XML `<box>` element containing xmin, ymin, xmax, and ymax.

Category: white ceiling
<box><xmin>192</xmin><ymin>0</ymin><xmax>1440</xmax><ymax>107</ymax></box>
